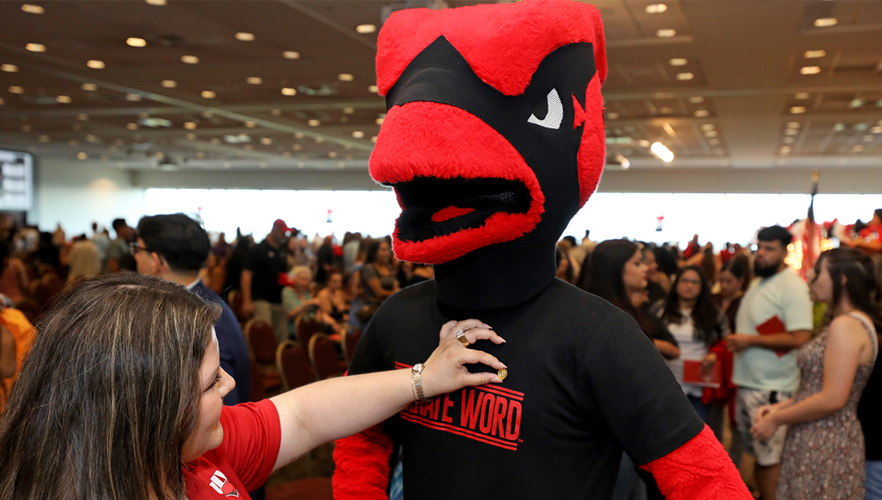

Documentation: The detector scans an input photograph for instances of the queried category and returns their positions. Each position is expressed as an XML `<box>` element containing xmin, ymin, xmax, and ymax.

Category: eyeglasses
<box><xmin>680</xmin><ymin>278</ymin><xmax>702</xmax><ymax>285</ymax></box>
<box><xmin>128</xmin><ymin>242</ymin><xmax>154</xmax><ymax>256</ymax></box>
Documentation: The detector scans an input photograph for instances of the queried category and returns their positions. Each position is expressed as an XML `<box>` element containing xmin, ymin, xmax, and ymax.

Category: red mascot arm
<box><xmin>640</xmin><ymin>425</ymin><xmax>752</xmax><ymax>500</ymax></box>
<box><xmin>332</xmin><ymin>424</ymin><xmax>394</xmax><ymax>500</ymax></box>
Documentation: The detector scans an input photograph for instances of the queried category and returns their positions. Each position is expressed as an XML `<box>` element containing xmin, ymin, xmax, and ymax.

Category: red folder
<box><xmin>683</xmin><ymin>360</ymin><xmax>722</xmax><ymax>388</ymax></box>
<box><xmin>756</xmin><ymin>315</ymin><xmax>788</xmax><ymax>357</ymax></box>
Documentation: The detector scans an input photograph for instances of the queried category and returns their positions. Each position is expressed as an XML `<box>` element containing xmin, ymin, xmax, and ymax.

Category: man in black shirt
<box><xmin>241</xmin><ymin>219</ymin><xmax>289</xmax><ymax>342</ymax></box>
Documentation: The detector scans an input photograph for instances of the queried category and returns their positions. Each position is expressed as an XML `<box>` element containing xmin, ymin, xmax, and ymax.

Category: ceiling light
<box><xmin>813</xmin><ymin>17</ymin><xmax>837</xmax><ymax>28</ymax></box>
<box><xmin>656</xmin><ymin>29</ymin><xmax>677</xmax><ymax>38</ymax></box>
<box><xmin>127</xmin><ymin>37</ymin><xmax>147</xmax><ymax>48</ymax></box>
<box><xmin>851</xmin><ymin>144</ymin><xmax>864</xmax><ymax>152</ymax></box>
<box><xmin>833</xmin><ymin>123</ymin><xmax>845</xmax><ymax>132</ymax></box>
<box><xmin>86</xmin><ymin>60</ymin><xmax>105</xmax><ymax>69</ymax></box>
<box><xmin>790</xmin><ymin>106</ymin><xmax>806</xmax><ymax>114</ymax></box>
<box><xmin>338</xmin><ymin>73</ymin><xmax>354</xmax><ymax>82</ymax></box>
<box><xmin>669</xmin><ymin>58</ymin><xmax>687</xmax><ymax>66</ymax></box>
<box><xmin>294</xmin><ymin>132</ymin><xmax>305</xmax><ymax>139</ymax></box>
<box><xmin>804</xmin><ymin>50</ymin><xmax>826</xmax><ymax>59</ymax></box>
<box><xmin>1</xmin><ymin>64</ymin><xmax>18</xmax><ymax>73</ymax></box>
<box><xmin>371</xmin><ymin>136</ymin><xmax>378</xmax><ymax>143</ymax></box>
<box><xmin>615</xmin><ymin>154</ymin><xmax>631</xmax><ymax>169</ymax></box>
<box><xmin>77</xmin><ymin>152</ymin><xmax>87</xmax><ymax>160</ymax></box>
<box><xmin>293</xmin><ymin>144</ymin><xmax>302</xmax><ymax>151</ymax></box>
<box><xmin>196</xmin><ymin>151</ymin><xmax>205</xmax><ymax>158</ymax></box>
<box><xmin>700</xmin><ymin>124</ymin><xmax>715</xmax><ymax>131</ymax></box>
<box><xmin>8</xmin><ymin>86</ymin><xmax>24</xmax><ymax>94</ymax></box>
<box><xmin>283</xmin><ymin>51</ymin><xmax>300</xmax><ymax>60</ymax></box>
<box><xmin>37</xmin><ymin>135</ymin><xmax>49</xmax><ymax>142</ymax></box>
<box><xmin>81</xmin><ymin>83</ymin><xmax>98</xmax><ymax>91</ymax></box>
<box><xmin>688</xmin><ymin>96</ymin><xmax>704</xmax><ymax>104</ymax></box>
<box><xmin>707</xmin><ymin>138</ymin><xmax>720</xmax><ymax>146</ymax></box>
<box><xmin>786</xmin><ymin>121</ymin><xmax>800</xmax><ymax>128</ymax></box>
<box><xmin>328</xmin><ymin>151</ymin><xmax>338</xmax><ymax>158</ymax></box>
<box><xmin>785</xmin><ymin>128</ymin><xmax>800</xmax><ymax>136</ymax></box>
<box><xmin>246</xmin><ymin>77</ymin><xmax>263</xmax><ymax>85</ymax></box>
<box><xmin>794</xmin><ymin>92</ymin><xmax>810</xmax><ymax>99</ymax></box>
<box><xmin>863</xmin><ymin>134</ymin><xmax>874</xmax><ymax>142</ymax></box>
<box><xmin>800</xmin><ymin>66</ymin><xmax>821</xmax><ymax>75</ymax></box>
<box><xmin>704</xmin><ymin>130</ymin><xmax>718</xmax><ymax>138</ymax></box>
<box><xmin>779</xmin><ymin>146</ymin><xmax>792</xmax><ymax>154</ymax></box>
<box><xmin>343</xmin><ymin>107</ymin><xmax>355</xmax><ymax>114</ymax></box>
<box><xmin>25</xmin><ymin>43</ymin><xmax>46</xmax><ymax>53</ymax></box>
<box><xmin>56</xmin><ymin>95</ymin><xmax>71</xmax><ymax>103</ymax></box>
<box><xmin>850</xmin><ymin>98</ymin><xmax>864</xmax><ymax>108</ymax></box>
<box><xmin>368</xmin><ymin>85</ymin><xmax>379</xmax><ymax>93</ymax></box>
<box><xmin>161</xmin><ymin>80</ymin><xmax>177</xmax><ymax>88</ymax></box>
<box><xmin>308</xmin><ymin>119</ymin><xmax>320</xmax><ymax>127</ymax></box>
<box><xmin>210</xmin><ymin>138</ymin><xmax>221</xmax><ymax>144</ymax></box>
<box><xmin>235</xmin><ymin>32</ymin><xmax>255</xmax><ymax>41</ymax></box>
<box><xmin>783</xmin><ymin>136</ymin><xmax>795</xmax><ymax>144</ymax></box>
<box><xmin>645</xmin><ymin>3</ymin><xmax>667</xmax><ymax>14</ymax></box>
<box><xmin>145</xmin><ymin>0</ymin><xmax>166</xmax><ymax>5</ymax></box>
<box><xmin>694</xmin><ymin>109</ymin><xmax>709</xmax><ymax>118</ymax></box>
<box><xmin>200</xmin><ymin>90</ymin><xmax>216</xmax><ymax>99</ymax></box>
<box><xmin>71</xmin><ymin>123</ymin><xmax>82</xmax><ymax>131</ymax></box>
<box><xmin>281</xmin><ymin>87</ymin><xmax>297</xmax><ymax>96</ymax></box>
<box><xmin>67</xmin><ymin>139</ymin><xmax>78</xmax><ymax>146</ymax></box>
<box><xmin>21</xmin><ymin>4</ymin><xmax>44</xmax><ymax>14</ymax></box>
<box><xmin>356</xmin><ymin>24</ymin><xmax>376</xmax><ymax>34</ymax></box>
<box><xmin>269</xmin><ymin>109</ymin><xmax>281</xmax><ymax>116</ymax></box>
<box><xmin>185</xmin><ymin>133</ymin><xmax>197</xmax><ymax>140</ymax></box>
<box><xmin>854</xmin><ymin>123</ymin><xmax>869</xmax><ymax>131</ymax></box>
<box><xmin>606</xmin><ymin>112</ymin><xmax>620</xmax><ymax>120</ymax></box>
<box><xmin>676</xmin><ymin>72</ymin><xmax>694</xmax><ymax>81</ymax></box>
<box><xmin>126</xmin><ymin>93</ymin><xmax>141</xmax><ymax>101</ymax></box>
<box><xmin>650</xmin><ymin>142</ymin><xmax>674</xmax><ymax>163</ymax></box>
<box><xmin>181</xmin><ymin>55</ymin><xmax>199</xmax><ymax>64</ymax></box>
<box><xmin>260</xmin><ymin>138</ymin><xmax>272</xmax><ymax>145</ymax></box>
<box><xmin>126</xmin><ymin>123</ymin><xmax>139</xmax><ymax>130</ymax></box>
<box><xmin>352</xmin><ymin>130</ymin><xmax>365</xmax><ymax>139</ymax></box>
<box><xmin>872</xmin><ymin>126</ymin><xmax>882</xmax><ymax>134</ymax></box>
<box><xmin>242</xmin><ymin>121</ymin><xmax>255</xmax><ymax>128</ymax></box>
<box><xmin>375</xmin><ymin>117</ymin><xmax>384</xmax><ymax>126</ymax></box>
<box><xmin>660</xmin><ymin>107</ymin><xmax>673</xmax><ymax>115</ymax></box>
<box><xmin>77</xmin><ymin>113</ymin><xmax>89</xmax><ymax>121</ymax></box>
<box><xmin>85</xmin><ymin>134</ymin><xmax>99</xmax><ymax>143</ymax></box>
<box><xmin>20</xmin><ymin>125</ymin><xmax>32</xmax><ymax>133</ymax></box>
<box><xmin>183</xmin><ymin>122</ymin><xmax>197</xmax><ymax>130</ymax></box>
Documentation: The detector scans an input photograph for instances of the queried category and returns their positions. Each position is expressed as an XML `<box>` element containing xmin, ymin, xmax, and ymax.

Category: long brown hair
<box><xmin>815</xmin><ymin>248</ymin><xmax>882</xmax><ymax>334</ymax></box>
<box><xmin>0</xmin><ymin>273</ymin><xmax>220</xmax><ymax>500</ymax></box>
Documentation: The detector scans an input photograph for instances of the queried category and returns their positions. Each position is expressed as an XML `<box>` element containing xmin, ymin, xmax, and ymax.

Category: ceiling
<box><xmin>0</xmin><ymin>0</ymin><xmax>880</xmax><ymax>175</ymax></box>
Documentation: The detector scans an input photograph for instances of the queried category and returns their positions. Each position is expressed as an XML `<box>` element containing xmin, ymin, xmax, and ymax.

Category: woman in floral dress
<box><xmin>752</xmin><ymin>248</ymin><xmax>882</xmax><ymax>499</ymax></box>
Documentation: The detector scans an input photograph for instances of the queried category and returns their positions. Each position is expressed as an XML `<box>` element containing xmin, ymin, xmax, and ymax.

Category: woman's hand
<box><xmin>700</xmin><ymin>352</ymin><xmax>717</xmax><ymax>372</ymax></box>
<box><xmin>750</xmin><ymin>407</ymin><xmax>779</xmax><ymax>442</ymax></box>
<box><xmin>420</xmin><ymin>319</ymin><xmax>507</xmax><ymax>399</ymax></box>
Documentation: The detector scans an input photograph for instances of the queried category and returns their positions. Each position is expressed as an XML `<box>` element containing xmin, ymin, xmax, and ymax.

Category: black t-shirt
<box><xmin>348</xmin><ymin>279</ymin><xmax>703</xmax><ymax>499</ymax></box>
<box><xmin>243</xmin><ymin>239</ymin><xmax>286</xmax><ymax>303</ymax></box>
<box><xmin>859</xmin><ymin>353</ymin><xmax>882</xmax><ymax>460</ymax></box>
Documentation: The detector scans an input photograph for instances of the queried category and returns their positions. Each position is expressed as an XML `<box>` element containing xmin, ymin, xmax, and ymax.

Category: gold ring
<box><xmin>456</xmin><ymin>329</ymin><xmax>470</xmax><ymax>347</ymax></box>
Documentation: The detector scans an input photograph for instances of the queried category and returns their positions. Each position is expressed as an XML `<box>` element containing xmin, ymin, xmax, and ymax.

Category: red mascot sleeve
<box><xmin>332</xmin><ymin>424</ymin><xmax>393</xmax><ymax>500</ymax></box>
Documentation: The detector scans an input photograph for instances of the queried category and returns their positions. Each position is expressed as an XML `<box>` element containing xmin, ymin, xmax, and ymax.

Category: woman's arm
<box><xmin>751</xmin><ymin>316</ymin><xmax>867</xmax><ymax>440</ymax></box>
<box><xmin>316</xmin><ymin>289</ymin><xmax>333</xmax><ymax>315</ymax></box>
<box><xmin>655</xmin><ymin>339</ymin><xmax>680</xmax><ymax>359</ymax></box>
<box><xmin>0</xmin><ymin>324</ymin><xmax>17</xmax><ymax>378</ymax></box>
<box><xmin>365</xmin><ymin>277</ymin><xmax>396</xmax><ymax>300</ymax></box>
<box><xmin>270</xmin><ymin>319</ymin><xmax>506</xmax><ymax>470</ymax></box>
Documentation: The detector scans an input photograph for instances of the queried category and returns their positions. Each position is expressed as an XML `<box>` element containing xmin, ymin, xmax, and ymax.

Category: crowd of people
<box><xmin>0</xmin><ymin>209</ymin><xmax>879</xmax><ymax>499</ymax></box>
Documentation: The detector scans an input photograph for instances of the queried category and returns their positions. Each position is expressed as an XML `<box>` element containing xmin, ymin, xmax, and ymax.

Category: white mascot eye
<box><xmin>527</xmin><ymin>88</ymin><xmax>563</xmax><ymax>130</ymax></box>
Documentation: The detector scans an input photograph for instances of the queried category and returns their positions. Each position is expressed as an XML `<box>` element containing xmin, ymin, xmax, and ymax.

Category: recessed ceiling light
<box><xmin>314</xmin><ymin>137</ymin><xmax>324</xmax><ymax>144</ymax></box>
<box><xmin>872</xmin><ymin>126</ymin><xmax>882</xmax><ymax>134</ymax></box>
<box><xmin>352</xmin><ymin>130</ymin><xmax>365</xmax><ymax>139</ymax></box>
<box><xmin>161</xmin><ymin>80</ymin><xmax>177</xmax><ymax>88</ymax></box>
<box><xmin>185</xmin><ymin>133</ymin><xmax>197</xmax><ymax>140</ymax></box>
<box><xmin>37</xmin><ymin>135</ymin><xmax>49</xmax><ymax>142</ymax></box>
<box><xmin>813</xmin><ymin>17</ymin><xmax>837</xmax><ymax>28</ymax></box>
<box><xmin>855</xmin><ymin>123</ymin><xmax>869</xmax><ymax>131</ymax></box>
<box><xmin>85</xmin><ymin>135</ymin><xmax>99</xmax><ymax>143</ymax></box>
<box><xmin>676</xmin><ymin>72</ymin><xmax>694</xmax><ymax>81</ymax></box>
<box><xmin>183</xmin><ymin>122</ymin><xmax>197</xmax><ymax>130</ymax></box>
<box><xmin>659</xmin><ymin>107</ymin><xmax>673</xmax><ymax>114</ymax></box>
<box><xmin>850</xmin><ymin>98</ymin><xmax>864</xmax><ymax>108</ymax></box>
<box><xmin>81</xmin><ymin>83</ymin><xmax>98</xmax><ymax>91</ymax></box>
<box><xmin>21</xmin><ymin>4</ymin><xmax>44</xmax><ymax>14</ymax></box>
<box><xmin>71</xmin><ymin>123</ymin><xmax>82</xmax><ymax>131</ymax></box>
<box><xmin>86</xmin><ymin>60</ymin><xmax>105</xmax><ymax>69</ymax></box>
<box><xmin>181</xmin><ymin>55</ymin><xmax>199</xmax><ymax>64</ymax></box>
<box><xmin>126</xmin><ymin>37</ymin><xmax>147</xmax><ymax>48</ymax></box>
<box><xmin>210</xmin><ymin>138</ymin><xmax>221</xmax><ymax>145</ymax></box>
<box><xmin>371</xmin><ymin>136</ymin><xmax>378</xmax><ymax>143</ymax></box>
<box><xmin>200</xmin><ymin>90</ymin><xmax>216</xmax><ymax>99</ymax></box>
<box><xmin>786</xmin><ymin>121</ymin><xmax>800</xmax><ymax>128</ymax></box>
<box><xmin>235</xmin><ymin>32</ymin><xmax>255</xmax><ymax>41</ymax></box>
<box><xmin>293</xmin><ymin>144</ymin><xmax>302</xmax><ymax>151</ymax></box>
<box><xmin>261</xmin><ymin>138</ymin><xmax>272</xmax><ymax>145</ymax></box>
<box><xmin>794</xmin><ymin>92</ymin><xmax>810</xmax><ymax>99</ymax></box>
<box><xmin>243</xmin><ymin>121</ymin><xmax>256</xmax><ymax>128</ymax></box>
<box><xmin>783</xmin><ymin>136</ymin><xmax>795</xmax><ymax>144</ymax></box>
<box><xmin>688</xmin><ymin>96</ymin><xmax>705</xmax><ymax>104</ymax></box>
<box><xmin>77</xmin><ymin>152</ymin><xmax>88</xmax><ymax>160</ymax></box>
<box><xmin>338</xmin><ymin>73</ymin><xmax>354</xmax><ymax>82</ymax></box>
<box><xmin>833</xmin><ymin>123</ymin><xmax>845</xmax><ymax>132</ymax></box>
<box><xmin>343</xmin><ymin>107</ymin><xmax>355</xmax><ymax>114</ymax></box>
<box><xmin>56</xmin><ymin>95</ymin><xmax>71</xmax><ymax>103</ymax></box>
<box><xmin>790</xmin><ymin>106</ymin><xmax>806</xmax><ymax>114</ymax></box>
<box><xmin>20</xmin><ymin>125</ymin><xmax>32</xmax><ymax>133</ymax></box>
<box><xmin>283</xmin><ymin>51</ymin><xmax>301</xmax><ymax>60</ymax></box>
<box><xmin>804</xmin><ymin>49</ymin><xmax>826</xmax><ymax>59</ymax></box>
<box><xmin>645</xmin><ymin>3</ymin><xmax>667</xmax><ymax>14</ymax></box>
<box><xmin>704</xmin><ymin>130</ymin><xmax>718</xmax><ymax>138</ymax></box>
<box><xmin>800</xmin><ymin>66</ymin><xmax>821</xmax><ymax>75</ymax></box>
<box><xmin>281</xmin><ymin>87</ymin><xmax>297</xmax><ymax>96</ymax></box>
<box><xmin>863</xmin><ymin>134</ymin><xmax>874</xmax><ymax>142</ymax></box>
<box><xmin>126</xmin><ymin>93</ymin><xmax>141</xmax><ymax>101</ymax></box>
<box><xmin>375</xmin><ymin>117</ymin><xmax>384</xmax><ymax>126</ymax></box>
<box><xmin>25</xmin><ymin>43</ymin><xmax>46</xmax><ymax>53</ymax></box>
<box><xmin>356</xmin><ymin>24</ymin><xmax>376</xmax><ymax>34</ymax></box>
<box><xmin>368</xmin><ymin>85</ymin><xmax>379</xmax><ymax>93</ymax></box>
<box><xmin>328</xmin><ymin>151</ymin><xmax>338</xmax><ymax>158</ymax></box>
<box><xmin>8</xmin><ymin>86</ymin><xmax>24</xmax><ymax>94</ymax></box>
<box><xmin>779</xmin><ymin>146</ymin><xmax>792</xmax><ymax>154</ymax></box>
<box><xmin>246</xmin><ymin>76</ymin><xmax>263</xmax><ymax>85</ymax></box>
<box><xmin>145</xmin><ymin>0</ymin><xmax>166</xmax><ymax>5</ymax></box>
<box><xmin>77</xmin><ymin>113</ymin><xmax>89</xmax><ymax>121</ymax></box>
<box><xmin>785</xmin><ymin>128</ymin><xmax>800</xmax><ymax>136</ymax></box>
<box><xmin>700</xmin><ymin>124</ymin><xmax>715</xmax><ymax>131</ymax></box>
<box><xmin>606</xmin><ymin>112</ymin><xmax>620</xmax><ymax>120</ymax></box>
<box><xmin>656</xmin><ymin>29</ymin><xmax>677</xmax><ymax>38</ymax></box>
<box><xmin>707</xmin><ymin>138</ymin><xmax>720</xmax><ymax>146</ymax></box>
<box><xmin>851</xmin><ymin>144</ymin><xmax>864</xmax><ymax>152</ymax></box>
<box><xmin>271</xmin><ymin>109</ymin><xmax>281</xmax><ymax>116</ymax></box>
<box><xmin>1</xmin><ymin>64</ymin><xmax>18</xmax><ymax>73</ymax></box>
<box><xmin>67</xmin><ymin>139</ymin><xmax>78</xmax><ymax>146</ymax></box>
<box><xmin>294</xmin><ymin>132</ymin><xmax>305</xmax><ymax>139</ymax></box>
<box><xmin>308</xmin><ymin>119</ymin><xmax>320</xmax><ymax>127</ymax></box>
<box><xmin>669</xmin><ymin>58</ymin><xmax>687</xmax><ymax>66</ymax></box>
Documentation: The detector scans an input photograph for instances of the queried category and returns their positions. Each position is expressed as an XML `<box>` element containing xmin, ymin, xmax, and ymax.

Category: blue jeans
<box><xmin>867</xmin><ymin>460</ymin><xmax>882</xmax><ymax>500</ymax></box>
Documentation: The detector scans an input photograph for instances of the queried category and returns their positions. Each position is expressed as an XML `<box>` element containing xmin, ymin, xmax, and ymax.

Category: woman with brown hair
<box><xmin>0</xmin><ymin>273</ymin><xmax>506</xmax><ymax>500</ymax></box>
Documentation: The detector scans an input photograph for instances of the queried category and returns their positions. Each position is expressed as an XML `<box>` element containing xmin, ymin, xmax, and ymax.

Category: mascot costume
<box><xmin>333</xmin><ymin>1</ymin><xmax>751</xmax><ymax>498</ymax></box>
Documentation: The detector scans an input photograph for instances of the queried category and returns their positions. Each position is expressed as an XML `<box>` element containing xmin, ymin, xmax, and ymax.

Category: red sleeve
<box><xmin>332</xmin><ymin>424</ymin><xmax>394</xmax><ymax>500</ymax></box>
<box><xmin>216</xmin><ymin>400</ymin><xmax>282</xmax><ymax>492</ymax></box>
<box><xmin>640</xmin><ymin>425</ymin><xmax>752</xmax><ymax>500</ymax></box>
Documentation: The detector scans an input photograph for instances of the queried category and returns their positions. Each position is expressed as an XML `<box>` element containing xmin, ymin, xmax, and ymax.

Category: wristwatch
<box><xmin>412</xmin><ymin>362</ymin><xmax>428</xmax><ymax>402</ymax></box>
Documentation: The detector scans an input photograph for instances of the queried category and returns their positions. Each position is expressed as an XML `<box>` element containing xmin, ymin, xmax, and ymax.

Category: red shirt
<box><xmin>183</xmin><ymin>400</ymin><xmax>281</xmax><ymax>499</ymax></box>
